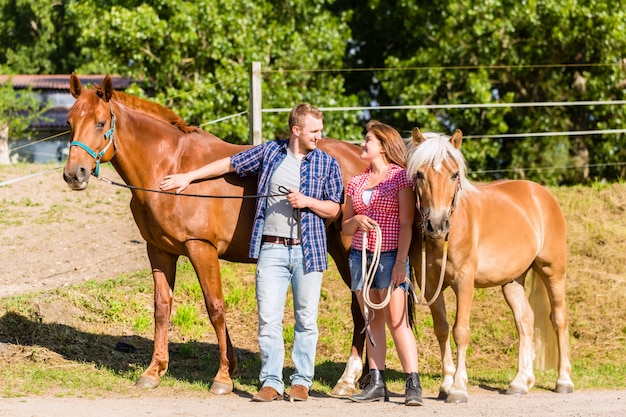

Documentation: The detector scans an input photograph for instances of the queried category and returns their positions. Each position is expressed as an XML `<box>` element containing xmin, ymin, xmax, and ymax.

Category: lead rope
<box><xmin>412</xmin><ymin>178</ymin><xmax>459</xmax><ymax>306</ymax></box>
<box><xmin>360</xmin><ymin>225</ymin><xmax>390</xmax><ymax>347</ymax></box>
<box><xmin>413</xmin><ymin>233</ymin><xmax>448</xmax><ymax>306</ymax></box>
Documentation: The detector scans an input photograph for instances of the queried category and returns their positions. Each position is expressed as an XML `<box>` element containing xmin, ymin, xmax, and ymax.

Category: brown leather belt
<box><xmin>263</xmin><ymin>235</ymin><xmax>301</xmax><ymax>246</ymax></box>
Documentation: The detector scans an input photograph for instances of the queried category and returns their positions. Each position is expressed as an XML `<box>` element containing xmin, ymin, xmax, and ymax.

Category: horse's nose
<box><xmin>425</xmin><ymin>216</ymin><xmax>449</xmax><ymax>239</ymax></box>
<box><xmin>63</xmin><ymin>165</ymin><xmax>90</xmax><ymax>190</ymax></box>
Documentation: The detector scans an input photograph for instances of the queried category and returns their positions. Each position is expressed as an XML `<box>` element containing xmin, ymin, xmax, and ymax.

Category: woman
<box><xmin>342</xmin><ymin>120</ymin><xmax>422</xmax><ymax>406</ymax></box>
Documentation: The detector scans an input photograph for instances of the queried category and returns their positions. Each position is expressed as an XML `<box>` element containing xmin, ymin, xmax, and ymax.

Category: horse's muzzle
<box><xmin>63</xmin><ymin>166</ymin><xmax>91</xmax><ymax>191</ymax></box>
<box><xmin>424</xmin><ymin>211</ymin><xmax>450</xmax><ymax>240</ymax></box>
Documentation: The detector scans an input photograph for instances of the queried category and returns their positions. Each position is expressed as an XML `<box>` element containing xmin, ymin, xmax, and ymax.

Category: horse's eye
<box><xmin>96</xmin><ymin>121</ymin><xmax>106</xmax><ymax>129</ymax></box>
<box><xmin>413</xmin><ymin>172</ymin><xmax>424</xmax><ymax>182</ymax></box>
<box><xmin>451</xmin><ymin>172</ymin><xmax>459</xmax><ymax>181</ymax></box>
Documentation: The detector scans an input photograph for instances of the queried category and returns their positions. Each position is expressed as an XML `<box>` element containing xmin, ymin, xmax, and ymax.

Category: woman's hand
<box><xmin>354</xmin><ymin>215</ymin><xmax>379</xmax><ymax>232</ymax></box>
<box><xmin>391</xmin><ymin>260</ymin><xmax>407</xmax><ymax>287</ymax></box>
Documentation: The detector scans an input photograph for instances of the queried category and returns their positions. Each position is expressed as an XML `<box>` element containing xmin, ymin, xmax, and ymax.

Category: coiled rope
<box><xmin>360</xmin><ymin>225</ymin><xmax>391</xmax><ymax>347</ymax></box>
<box><xmin>361</xmin><ymin>225</ymin><xmax>390</xmax><ymax>310</ymax></box>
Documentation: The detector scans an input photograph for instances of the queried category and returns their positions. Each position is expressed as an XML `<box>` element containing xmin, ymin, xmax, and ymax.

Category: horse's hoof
<box><xmin>329</xmin><ymin>382</ymin><xmax>357</xmax><ymax>398</ymax></box>
<box><xmin>555</xmin><ymin>384</ymin><xmax>574</xmax><ymax>394</ymax></box>
<box><xmin>506</xmin><ymin>386</ymin><xmax>528</xmax><ymax>395</ymax></box>
<box><xmin>437</xmin><ymin>389</ymin><xmax>448</xmax><ymax>400</ymax></box>
<box><xmin>445</xmin><ymin>391</ymin><xmax>468</xmax><ymax>403</ymax></box>
<box><xmin>210</xmin><ymin>380</ymin><xmax>233</xmax><ymax>395</ymax></box>
<box><xmin>135</xmin><ymin>376</ymin><xmax>160</xmax><ymax>389</ymax></box>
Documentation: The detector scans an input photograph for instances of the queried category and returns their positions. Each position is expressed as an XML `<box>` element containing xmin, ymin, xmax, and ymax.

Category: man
<box><xmin>160</xmin><ymin>103</ymin><xmax>344</xmax><ymax>402</ymax></box>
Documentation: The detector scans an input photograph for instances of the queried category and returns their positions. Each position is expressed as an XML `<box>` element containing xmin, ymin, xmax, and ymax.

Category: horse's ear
<box><xmin>101</xmin><ymin>74</ymin><xmax>114</xmax><ymax>102</ymax></box>
<box><xmin>450</xmin><ymin>129</ymin><xmax>463</xmax><ymax>149</ymax></box>
<box><xmin>412</xmin><ymin>127</ymin><xmax>427</xmax><ymax>145</ymax></box>
<box><xmin>69</xmin><ymin>72</ymin><xmax>82</xmax><ymax>99</ymax></box>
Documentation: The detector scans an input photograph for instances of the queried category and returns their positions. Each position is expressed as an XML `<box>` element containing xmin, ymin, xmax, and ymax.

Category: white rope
<box><xmin>360</xmin><ymin>225</ymin><xmax>386</xmax><ymax>347</ymax></box>
<box><xmin>411</xmin><ymin>236</ymin><xmax>448</xmax><ymax>307</ymax></box>
<box><xmin>0</xmin><ymin>165</ymin><xmax>63</xmax><ymax>187</ymax></box>
<box><xmin>361</xmin><ymin>224</ymin><xmax>392</xmax><ymax>311</ymax></box>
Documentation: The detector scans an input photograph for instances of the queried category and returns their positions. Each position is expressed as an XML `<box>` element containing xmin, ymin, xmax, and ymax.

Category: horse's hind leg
<box><xmin>531</xmin><ymin>268</ymin><xmax>574</xmax><ymax>394</ymax></box>
<box><xmin>502</xmin><ymin>278</ymin><xmax>535</xmax><ymax>395</ymax></box>
<box><xmin>136</xmin><ymin>244</ymin><xmax>178</xmax><ymax>389</ymax></box>
<box><xmin>550</xmin><ymin>281</ymin><xmax>574</xmax><ymax>394</ymax></box>
<box><xmin>187</xmin><ymin>241</ymin><xmax>236</xmax><ymax>395</ymax></box>
<box><xmin>329</xmin><ymin>293</ymin><xmax>365</xmax><ymax>398</ymax></box>
<box><xmin>329</xmin><ymin>245</ymin><xmax>366</xmax><ymax>398</ymax></box>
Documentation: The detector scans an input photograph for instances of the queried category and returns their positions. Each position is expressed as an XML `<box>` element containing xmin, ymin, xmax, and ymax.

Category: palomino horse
<box><xmin>63</xmin><ymin>73</ymin><xmax>368</xmax><ymax>395</ymax></box>
<box><xmin>406</xmin><ymin>128</ymin><xmax>574</xmax><ymax>403</ymax></box>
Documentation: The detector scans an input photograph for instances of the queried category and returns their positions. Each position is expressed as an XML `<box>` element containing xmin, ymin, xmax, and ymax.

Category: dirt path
<box><xmin>0</xmin><ymin>389</ymin><xmax>624</xmax><ymax>417</ymax></box>
<box><xmin>1</xmin><ymin>165</ymin><xmax>624</xmax><ymax>416</ymax></box>
<box><xmin>0</xmin><ymin>165</ymin><xmax>147</xmax><ymax>298</ymax></box>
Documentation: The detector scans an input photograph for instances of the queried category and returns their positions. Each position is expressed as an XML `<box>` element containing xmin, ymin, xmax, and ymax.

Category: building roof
<box><xmin>1</xmin><ymin>75</ymin><xmax>139</xmax><ymax>130</ymax></box>
<box><xmin>0</xmin><ymin>74</ymin><xmax>135</xmax><ymax>90</ymax></box>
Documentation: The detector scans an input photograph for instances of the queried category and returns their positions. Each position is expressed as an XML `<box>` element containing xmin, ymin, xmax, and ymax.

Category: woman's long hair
<box><xmin>366</xmin><ymin>120</ymin><xmax>407</xmax><ymax>167</ymax></box>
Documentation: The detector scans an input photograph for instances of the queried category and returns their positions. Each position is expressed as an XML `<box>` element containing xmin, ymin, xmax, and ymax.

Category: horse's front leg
<box><xmin>136</xmin><ymin>244</ymin><xmax>178</xmax><ymax>389</ymax></box>
<box><xmin>502</xmin><ymin>279</ymin><xmax>535</xmax><ymax>395</ymax></box>
<box><xmin>187</xmin><ymin>240</ymin><xmax>236</xmax><ymax>395</ymax></box>
<box><xmin>447</xmin><ymin>282</ymin><xmax>474</xmax><ymax>403</ymax></box>
<box><xmin>428</xmin><ymin>294</ymin><xmax>455</xmax><ymax>399</ymax></box>
<box><xmin>410</xmin><ymin>242</ymin><xmax>455</xmax><ymax>400</ymax></box>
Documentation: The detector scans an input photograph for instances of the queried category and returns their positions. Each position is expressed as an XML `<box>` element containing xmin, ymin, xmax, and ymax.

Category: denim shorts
<box><xmin>349</xmin><ymin>248</ymin><xmax>410</xmax><ymax>292</ymax></box>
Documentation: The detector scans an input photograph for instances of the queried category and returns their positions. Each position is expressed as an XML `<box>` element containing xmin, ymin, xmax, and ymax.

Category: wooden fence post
<box><xmin>249</xmin><ymin>62</ymin><xmax>262</xmax><ymax>145</ymax></box>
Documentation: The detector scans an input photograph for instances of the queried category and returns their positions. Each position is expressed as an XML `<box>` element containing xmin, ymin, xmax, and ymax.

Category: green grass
<box><xmin>1</xmin><ymin>183</ymin><xmax>626</xmax><ymax>398</ymax></box>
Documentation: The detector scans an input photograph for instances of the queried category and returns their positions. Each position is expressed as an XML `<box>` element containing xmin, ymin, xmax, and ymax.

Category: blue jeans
<box><xmin>255</xmin><ymin>242</ymin><xmax>323</xmax><ymax>394</ymax></box>
<box><xmin>349</xmin><ymin>248</ymin><xmax>410</xmax><ymax>292</ymax></box>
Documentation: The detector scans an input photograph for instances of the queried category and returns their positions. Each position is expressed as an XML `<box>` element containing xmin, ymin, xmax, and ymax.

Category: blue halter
<box><xmin>69</xmin><ymin>107</ymin><xmax>117</xmax><ymax>177</ymax></box>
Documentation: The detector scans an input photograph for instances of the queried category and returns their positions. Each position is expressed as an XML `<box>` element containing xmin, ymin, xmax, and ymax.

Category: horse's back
<box><xmin>459</xmin><ymin>179</ymin><xmax>566</xmax><ymax>285</ymax></box>
<box><xmin>477</xmin><ymin>179</ymin><xmax>566</xmax><ymax>229</ymax></box>
<box><xmin>317</xmin><ymin>138</ymin><xmax>367</xmax><ymax>181</ymax></box>
<box><xmin>181</xmin><ymin>129</ymin><xmax>251</xmax><ymax>168</ymax></box>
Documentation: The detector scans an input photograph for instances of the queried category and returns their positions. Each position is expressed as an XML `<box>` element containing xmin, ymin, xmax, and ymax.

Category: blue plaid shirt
<box><xmin>230</xmin><ymin>139</ymin><xmax>344</xmax><ymax>273</ymax></box>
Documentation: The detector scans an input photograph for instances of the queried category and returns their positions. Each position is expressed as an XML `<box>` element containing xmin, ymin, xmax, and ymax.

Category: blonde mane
<box><xmin>405</xmin><ymin>131</ymin><xmax>475</xmax><ymax>196</ymax></box>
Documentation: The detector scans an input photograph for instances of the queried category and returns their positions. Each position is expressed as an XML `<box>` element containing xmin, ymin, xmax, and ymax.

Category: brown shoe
<box><xmin>287</xmin><ymin>384</ymin><xmax>309</xmax><ymax>402</ymax></box>
<box><xmin>252</xmin><ymin>386</ymin><xmax>282</xmax><ymax>402</ymax></box>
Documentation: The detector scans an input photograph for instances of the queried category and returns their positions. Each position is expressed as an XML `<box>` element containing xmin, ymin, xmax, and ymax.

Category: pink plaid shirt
<box><xmin>347</xmin><ymin>164</ymin><xmax>413</xmax><ymax>252</ymax></box>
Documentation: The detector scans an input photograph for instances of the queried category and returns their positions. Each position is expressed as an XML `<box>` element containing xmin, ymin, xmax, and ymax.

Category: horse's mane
<box><xmin>405</xmin><ymin>131</ymin><xmax>475</xmax><ymax>195</ymax></box>
<box><xmin>72</xmin><ymin>82</ymin><xmax>198</xmax><ymax>134</ymax></box>
<box><xmin>108</xmin><ymin>90</ymin><xmax>198</xmax><ymax>134</ymax></box>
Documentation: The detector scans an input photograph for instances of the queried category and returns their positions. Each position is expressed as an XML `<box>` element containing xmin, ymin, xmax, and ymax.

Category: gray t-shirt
<box><xmin>263</xmin><ymin>148</ymin><xmax>301</xmax><ymax>238</ymax></box>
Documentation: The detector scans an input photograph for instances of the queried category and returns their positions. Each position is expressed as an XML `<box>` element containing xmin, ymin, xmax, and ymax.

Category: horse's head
<box><xmin>406</xmin><ymin>127</ymin><xmax>466</xmax><ymax>240</ymax></box>
<box><xmin>63</xmin><ymin>73</ymin><xmax>117</xmax><ymax>190</ymax></box>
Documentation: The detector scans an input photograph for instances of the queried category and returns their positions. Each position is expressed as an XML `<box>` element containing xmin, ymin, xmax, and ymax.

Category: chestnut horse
<box><xmin>406</xmin><ymin>128</ymin><xmax>574</xmax><ymax>403</ymax></box>
<box><xmin>63</xmin><ymin>73</ymin><xmax>368</xmax><ymax>395</ymax></box>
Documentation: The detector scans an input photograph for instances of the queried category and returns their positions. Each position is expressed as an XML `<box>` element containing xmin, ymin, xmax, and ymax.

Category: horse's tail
<box><xmin>529</xmin><ymin>270</ymin><xmax>559</xmax><ymax>370</ymax></box>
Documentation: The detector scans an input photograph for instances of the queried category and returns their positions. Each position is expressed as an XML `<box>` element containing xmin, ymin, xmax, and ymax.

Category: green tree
<box><xmin>3</xmin><ymin>0</ymin><xmax>626</xmax><ymax>183</ymax></box>
<box><xmin>0</xmin><ymin>0</ymin><xmax>79</xmax><ymax>73</ymax></box>
<box><xmin>340</xmin><ymin>0</ymin><xmax>626</xmax><ymax>184</ymax></box>
<box><xmin>66</xmin><ymin>0</ymin><xmax>363</xmax><ymax>144</ymax></box>
<box><xmin>0</xmin><ymin>81</ymin><xmax>49</xmax><ymax>164</ymax></box>
<box><xmin>0</xmin><ymin>0</ymin><xmax>78</xmax><ymax>163</ymax></box>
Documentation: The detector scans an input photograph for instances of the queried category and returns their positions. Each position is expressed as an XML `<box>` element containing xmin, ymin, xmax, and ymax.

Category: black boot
<box><xmin>349</xmin><ymin>369</ymin><xmax>388</xmax><ymax>402</ymax></box>
<box><xmin>405</xmin><ymin>372</ymin><xmax>423</xmax><ymax>406</ymax></box>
